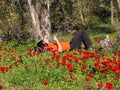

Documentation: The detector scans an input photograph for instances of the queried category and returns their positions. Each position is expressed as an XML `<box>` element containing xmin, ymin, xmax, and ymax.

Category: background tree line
<box><xmin>0</xmin><ymin>0</ymin><xmax>120</xmax><ymax>41</ymax></box>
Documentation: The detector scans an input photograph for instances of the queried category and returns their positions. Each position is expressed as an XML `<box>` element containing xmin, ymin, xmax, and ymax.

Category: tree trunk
<box><xmin>28</xmin><ymin>0</ymin><xmax>43</xmax><ymax>42</ymax></box>
<box><xmin>40</xmin><ymin>0</ymin><xmax>51</xmax><ymax>41</ymax></box>
<box><xmin>78</xmin><ymin>1</ymin><xmax>84</xmax><ymax>25</ymax></box>
<box><xmin>117</xmin><ymin>0</ymin><xmax>120</xmax><ymax>11</ymax></box>
<box><xmin>111</xmin><ymin>0</ymin><xmax>114</xmax><ymax>25</ymax></box>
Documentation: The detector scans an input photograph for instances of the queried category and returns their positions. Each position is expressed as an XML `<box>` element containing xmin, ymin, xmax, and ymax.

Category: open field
<box><xmin>0</xmin><ymin>31</ymin><xmax>120</xmax><ymax>90</ymax></box>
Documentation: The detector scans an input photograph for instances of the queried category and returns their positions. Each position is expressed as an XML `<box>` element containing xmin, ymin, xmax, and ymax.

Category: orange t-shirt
<box><xmin>45</xmin><ymin>42</ymin><xmax>70</xmax><ymax>52</ymax></box>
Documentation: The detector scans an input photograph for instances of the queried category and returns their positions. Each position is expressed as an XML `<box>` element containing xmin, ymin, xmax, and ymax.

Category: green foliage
<box><xmin>0</xmin><ymin>0</ymin><xmax>120</xmax><ymax>40</ymax></box>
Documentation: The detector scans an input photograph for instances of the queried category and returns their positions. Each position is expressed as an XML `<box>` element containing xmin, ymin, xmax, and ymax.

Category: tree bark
<box><xmin>78</xmin><ymin>1</ymin><xmax>84</xmax><ymax>25</ymax></box>
<box><xmin>111</xmin><ymin>0</ymin><xmax>114</xmax><ymax>25</ymax></box>
<box><xmin>40</xmin><ymin>0</ymin><xmax>51</xmax><ymax>41</ymax></box>
<box><xmin>117</xmin><ymin>0</ymin><xmax>120</xmax><ymax>11</ymax></box>
<box><xmin>28</xmin><ymin>0</ymin><xmax>43</xmax><ymax>42</ymax></box>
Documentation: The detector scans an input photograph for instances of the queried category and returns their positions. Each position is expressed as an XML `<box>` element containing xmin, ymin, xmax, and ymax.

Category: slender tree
<box><xmin>28</xmin><ymin>0</ymin><xmax>43</xmax><ymax>41</ymax></box>
<box><xmin>111</xmin><ymin>0</ymin><xmax>114</xmax><ymax>25</ymax></box>
<box><xmin>40</xmin><ymin>0</ymin><xmax>51</xmax><ymax>41</ymax></box>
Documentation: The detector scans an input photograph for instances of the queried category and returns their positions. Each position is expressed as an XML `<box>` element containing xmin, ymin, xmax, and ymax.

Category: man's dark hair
<box><xmin>35</xmin><ymin>40</ymin><xmax>47</xmax><ymax>52</ymax></box>
<box><xmin>37</xmin><ymin>40</ymin><xmax>44</xmax><ymax>47</ymax></box>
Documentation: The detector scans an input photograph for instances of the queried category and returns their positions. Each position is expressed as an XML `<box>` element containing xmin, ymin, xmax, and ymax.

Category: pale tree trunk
<box><xmin>78</xmin><ymin>0</ymin><xmax>84</xmax><ymax>25</ymax></box>
<box><xmin>117</xmin><ymin>0</ymin><xmax>120</xmax><ymax>11</ymax></box>
<box><xmin>111</xmin><ymin>0</ymin><xmax>114</xmax><ymax>25</ymax></box>
<box><xmin>28</xmin><ymin>0</ymin><xmax>43</xmax><ymax>42</ymax></box>
<box><xmin>40</xmin><ymin>0</ymin><xmax>51</xmax><ymax>41</ymax></box>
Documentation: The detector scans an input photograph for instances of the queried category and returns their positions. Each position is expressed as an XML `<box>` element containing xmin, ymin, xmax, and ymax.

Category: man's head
<box><xmin>35</xmin><ymin>40</ymin><xmax>47</xmax><ymax>52</ymax></box>
<box><xmin>43</xmin><ymin>35</ymin><xmax>49</xmax><ymax>44</ymax></box>
<box><xmin>37</xmin><ymin>35</ymin><xmax>49</xmax><ymax>47</ymax></box>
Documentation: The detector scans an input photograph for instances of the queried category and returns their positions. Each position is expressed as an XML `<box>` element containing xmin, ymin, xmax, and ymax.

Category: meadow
<box><xmin>0</xmin><ymin>31</ymin><xmax>120</xmax><ymax>90</ymax></box>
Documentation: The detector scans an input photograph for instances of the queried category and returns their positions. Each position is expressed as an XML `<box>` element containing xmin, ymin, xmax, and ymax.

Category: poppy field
<box><xmin>0</xmin><ymin>41</ymin><xmax>120</xmax><ymax>90</ymax></box>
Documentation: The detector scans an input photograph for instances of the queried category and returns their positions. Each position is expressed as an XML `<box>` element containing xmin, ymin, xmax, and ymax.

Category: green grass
<box><xmin>0</xmin><ymin>31</ymin><xmax>120</xmax><ymax>90</ymax></box>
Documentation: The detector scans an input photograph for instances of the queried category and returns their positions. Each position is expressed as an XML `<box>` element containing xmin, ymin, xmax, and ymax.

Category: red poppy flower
<box><xmin>116</xmin><ymin>71</ymin><xmax>120</xmax><ymax>77</ymax></box>
<box><xmin>94</xmin><ymin>63</ymin><xmax>100</xmax><ymax>69</ymax></box>
<box><xmin>18</xmin><ymin>55</ymin><xmax>22</xmax><ymax>59</ymax></box>
<box><xmin>67</xmin><ymin>63</ymin><xmax>74</xmax><ymax>72</ymax></box>
<box><xmin>97</xmin><ymin>83</ymin><xmax>103</xmax><ymax>88</ymax></box>
<box><xmin>53</xmin><ymin>54</ymin><xmax>60</xmax><ymax>60</ymax></box>
<box><xmin>94</xmin><ymin>49</ymin><xmax>99</xmax><ymax>53</ymax></box>
<box><xmin>113</xmin><ymin>51</ymin><xmax>118</xmax><ymax>55</ymax></box>
<box><xmin>78</xmin><ymin>49</ymin><xmax>82</xmax><ymax>53</ymax></box>
<box><xmin>95</xmin><ymin>38</ymin><xmax>101</xmax><ymax>43</ymax></box>
<box><xmin>9</xmin><ymin>65</ymin><xmax>13</xmax><ymax>69</ymax></box>
<box><xmin>101</xmin><ymin>67</ymin><xmax>108</xmax><ymax>73</ymax></box>
<box><xmin>80</xmin><ymin>55</ymin><xmax>90</xmax><ymax>60</ymax></box>
<box><xmin>87</xmin><ymin>73</ymin><xmax>94</xmax><ymax>78</ymax></box>
<box><xmin>0</xmin><ymin>83</ymin><xmax>3</xmax><ymax>89</ymax></box>
<box><xmin>0</xmin><ymin>66</ymin><xmax>7</xmax><ymax>72</ymax></box>
<box><xmin>82</xmin><ymin>65</ymin><xmax>87</xmax><ymax>69</ymax></box>
<box><xmin>42</xmin><ymin>81</ymin><xmax>48</xmax><ymax>85</ymax></box>
<box><xmin>105</xmin><ymin>82</ymin><xmax>113</xmax><ymax>89</ymax></box>
<box><xmin>86</xmin><ymin>77</ymin><xmax>90</xmax><ymax>81</ymax></box>
<box><xmin>73</xmin><ymin>56</ymin><xmax>78</xmax><ymax>62</ymax></box>
<box><xmin>110</xmin><ymin>66</ymin><xmax>119</xmax><ymax>71</ymax></box>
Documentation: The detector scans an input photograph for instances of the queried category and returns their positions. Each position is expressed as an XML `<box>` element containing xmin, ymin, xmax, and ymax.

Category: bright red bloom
<box><xmin>18</xmin><ymin>55</ymin><xmax>22</xmax><ymax>59</ymax></box>
<box><xmin>86</xmin><ymin>77</ymin><xmax>90</xmax><ymax>81</ymax></box>
<box><xmin>110</xmin><ymin>66</ymin><xmax>119</xmax><ymax>71</ymax></box>
<box><xmin>9</xmin><ymin>65</ymin><xmax>13</xmax><ymax>69</ymax></box>
<box><xmin>78</xmin><ymin>49</ymin><xmax>82</xmax><ymax>53</ymax></box>
<box><xmin>105</xmin><ymin>82</ymin><xmax>113</xmax><ymax>89</ymax></box>
<box><xmin>0</xmin><ymin>83</ymin><xmax>3</xmax><ymax>89</ymax></box>
<box><xmin>67</xmin><ymin>63</ymin><xmax>74</xmax><ymax>72</ymax></box>
<box><xmin>53</xmin><ymin>54</ymin><xmax>60</xmax><ymax>60</ymax></box>
<box><xmin>0</xmin><ymin>66</ymin><xmax>7</xmax><ymax>72</ymax></box>
<box><xmin>116</xmin><ymin>71</ymin><xmax>120</xmax><ymax>77</ymax></box>
<box><xmin>87</xmin><ymin>73</ymin><xmax>94</xmax><ymax>78</ymax></box>
<box><xmin>80</xmin><ymin>55</ymin><xmax>90</xmax><ymax>60</ymax></box>
<box><xmin>82</xmin><ymin>65</ymin><xmax>87</xmax><ymax>69</ymax></box>
<box><xmin>101</xmin><ymin>67</ymin><xmax>108</xmax><ymax>73</ymax></box>
<box><xmin>62</xmin><ymin>56</ymin><xmax>67</xmax><ymax>65</ymax></box>
<box><xmin>42</xmin><ymin>81</ymin><xmax>48</xmax><ymax>85</ymax></box>
<box><xmin>62</xmin><ymin>55</ymin><xmax>67</xmax><ymax>61</ymax></box>
<box><xmin>67</xmin><ymin>57</ymin><xmax>73</xmax><ymax>61</ymax></box>
<box><xmin>73</xmin><ymin>56</ymin><xmax>78</xmax><ymax>62</ymax></box>
<box><xmin>113</xmin><ymin>51</ymin><xmax>118</xmax><ymax>55</ymax></box>
<box><xmin>95</xmin><ymin>49</ymin><xmax>99</xmax><ymax>53</ymax></box>
<box><xmin>94</xmin><ymin>63</ymin><xmax>100</xmax><ymax>69</ymax></box>
<box><xmin>95</xmin><ymin>38</ymin><xmax>101</xmax><ymax>43</ymax></box>
<box><xmin>97</xmin><ymin>83</ymin><xmax>103</xmax><ymax>88</ymax></box>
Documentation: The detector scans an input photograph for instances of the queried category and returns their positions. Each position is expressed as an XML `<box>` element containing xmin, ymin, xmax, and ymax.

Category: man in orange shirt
<box><xmin>35</xmin><ymin>29</ymin><xmax>92</xmax><ymax>52</ymax></box>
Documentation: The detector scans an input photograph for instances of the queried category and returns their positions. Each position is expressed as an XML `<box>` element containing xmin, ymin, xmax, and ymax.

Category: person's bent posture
<box><xmin>35</xmin><ymin>29</ymin><xmax>92</xmax><ymax>52</ymax></box>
